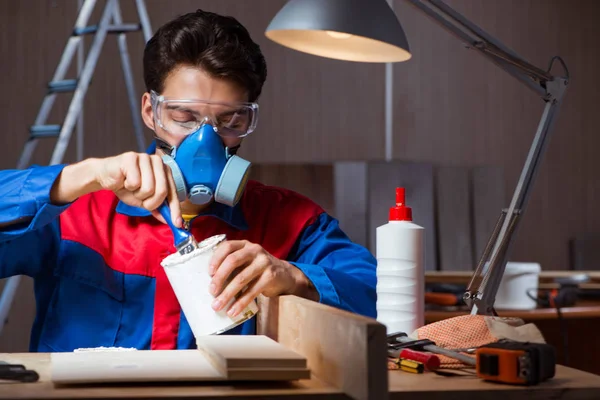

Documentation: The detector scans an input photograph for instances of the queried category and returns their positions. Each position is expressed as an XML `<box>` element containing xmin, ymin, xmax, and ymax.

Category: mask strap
<box><xmin>155</xmin><ymin>136</ymin><xmax>176</xmax><ymax>157</ymax></box>
<box><xmin>227</xmin><ymin>145</ymin><xmax>241</xmax><ymax>157</ymax></box>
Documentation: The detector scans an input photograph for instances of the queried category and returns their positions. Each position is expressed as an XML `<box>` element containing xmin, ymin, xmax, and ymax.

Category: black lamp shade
<box><xmin>265</xmin><ymin>0</ymin><xmax>411</xmax><ymax>63</ymax></box>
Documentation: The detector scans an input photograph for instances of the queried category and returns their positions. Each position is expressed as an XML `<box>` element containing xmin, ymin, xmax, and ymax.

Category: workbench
<box><xmin>2</xmin><ymin>296</ymin><xmax>600</xmax><ymax>400</ymax></box>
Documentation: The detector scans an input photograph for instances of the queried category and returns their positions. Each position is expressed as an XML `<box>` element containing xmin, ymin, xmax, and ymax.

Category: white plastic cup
<box><xmin>160</xmin><ymin>234</ymin><xmax>259</xmax><ymax>340</ymax></box>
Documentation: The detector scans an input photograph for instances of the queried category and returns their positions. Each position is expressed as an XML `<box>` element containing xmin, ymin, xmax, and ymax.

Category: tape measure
<box><xmin>476</xmin><ymin>341</ymin><xmax>556</xmax><ymax>385</ymax></box>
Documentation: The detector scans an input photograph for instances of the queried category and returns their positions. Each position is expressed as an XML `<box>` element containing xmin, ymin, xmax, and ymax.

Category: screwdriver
<box><xmin>389</xmin><ymin>332</ymin><xmax>476</xmax><ymax>366</ymax></box>
<box><xmin>398</xmin><ymin>348</ymin><xmax>441</xmax><ymax>371</ymax></box>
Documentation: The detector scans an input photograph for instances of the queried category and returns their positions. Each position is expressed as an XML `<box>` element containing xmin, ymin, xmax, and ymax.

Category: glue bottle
<box><xmin>376</xmin><ymin>187</ymin><xmax>424</xmax><ymax>336</ymax></box>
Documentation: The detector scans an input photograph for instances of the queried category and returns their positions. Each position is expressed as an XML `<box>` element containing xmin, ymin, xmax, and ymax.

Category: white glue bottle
<box><xmin>376</xmin><ymin>187</ymin><xmax>424</xmax><ymax>336</ymax></box>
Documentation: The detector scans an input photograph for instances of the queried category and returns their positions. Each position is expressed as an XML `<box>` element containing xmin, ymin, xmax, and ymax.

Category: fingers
<box><xmin>135</xmin><ymin>154</ymin><xmax>156</xmax><ymax>204</ymax></box>
<box><xmin>209</xmin><ymin>240</ymin><xmax>248</xmax><ymax>276</ymax></box>
<box><xmin>115</xmin><ymin>153</ymin><xmax>179</xmax><ymax>225</ymax></box>
<box><xmin>224</xmin><ymin>272</ymin><xmax>271</xmax><ymax>318</ymax></box>
<box><xmin>209</xmin><ymin>241</ymin><xmax>255</xmax><ymax>294</ymax></box>
<box><xmin>121</xmin><ymin>152</ymin><xmax>141</xmax><ymax>192</ymax></box>
<box><xmin>211</xmin><ymin>258</ymin><xmax>264</xmax><ymax>316</ymax></box>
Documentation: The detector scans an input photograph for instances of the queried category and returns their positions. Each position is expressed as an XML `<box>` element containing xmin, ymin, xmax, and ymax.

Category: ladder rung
<box><xmin>30</xmin><ymin>125</ymin><xmax>61</xmax><ymax>138</ymax></box>
<box><xmin>73</xmin><ymin>24</ymin><xmax>141</xmax><ymax>36</ymax></box>
<box><xmin>48</xmin><ymin>79</ymin><xmax>78</xmax><ymax>93</ymax></box>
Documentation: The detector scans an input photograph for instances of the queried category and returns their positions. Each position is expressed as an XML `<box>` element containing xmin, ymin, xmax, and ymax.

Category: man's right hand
<box><xmin>50</xmin><ymin>152</ymin><xmax>183</xmax><ymax>228</ymax></box>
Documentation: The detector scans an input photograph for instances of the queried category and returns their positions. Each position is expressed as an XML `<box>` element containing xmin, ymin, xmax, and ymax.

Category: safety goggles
<box><xmin>150</xmin><ymin>90</ymin><xmax>259</xmax><ymax>138</ymax></box>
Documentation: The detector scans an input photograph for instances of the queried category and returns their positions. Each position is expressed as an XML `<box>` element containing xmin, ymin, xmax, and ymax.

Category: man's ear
<box><xmin>141</xmin><ymin>92</ymin><xmax>155</xmax><ymax>131</ymax></box>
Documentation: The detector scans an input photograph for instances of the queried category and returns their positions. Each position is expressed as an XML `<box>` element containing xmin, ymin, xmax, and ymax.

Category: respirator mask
<box><xmin>150</xmin><ymin>90</ymin><xmax>258</xmax><ymax>207</ymax></box>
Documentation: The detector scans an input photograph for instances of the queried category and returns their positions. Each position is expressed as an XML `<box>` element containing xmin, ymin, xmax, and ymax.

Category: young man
<box><xmin>0</xmin><ymin>10</ymin><xmax>377</xmax><ymax>352</ymax></box>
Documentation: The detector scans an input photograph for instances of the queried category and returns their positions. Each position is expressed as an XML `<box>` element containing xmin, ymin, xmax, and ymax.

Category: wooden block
<box><xmin>256</xmin><ymin>294</ymin><xmax>279</xmax><ymax>341</ymax></box>
<box><xmin>195</xmin><ymin>334</ymin><xmax>306</xmax><ymax>371</ymax></box>
<box><xmin>435</xmin><ymin>166</ymin><xmax>474</xmax><ymax>271</ymax></box>
<box><xmin>278</xmin><ymin>295</ymin><xmax>388</xmax><ymax>400</ymax></box>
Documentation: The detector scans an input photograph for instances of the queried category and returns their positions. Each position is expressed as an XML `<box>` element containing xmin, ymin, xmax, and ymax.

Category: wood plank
<box><xmin>435</xmin><ymin>166</ymin><xmax>474</xmax><ymax>271</ymax></box>
<box><xmin>368</xmin><ymin>162</ymin><xmax>437</xmax><ymax>271</ymax></box>
<box><xmin>195</xmin><ymin>335</ymin><xmax>306</xmax><ymax>370</ymax></box>
<box><xmin>333</xmin><ymin>161</ymin><xmax>369</xmax><ymax>248</ymax></box>
<box><xmin>256</xmin><ymin>295</ymin><xmax>280</xmax><ymax>341</ymax></box>
<box><xmin>388</xmin><ymin>365</ymin><xmax>600</xmax><ymax>399</ymax></box>
<box><xmin>471</xmin><ymin>166</ymin><xmax>506</xmax><ymax>267</ymax></box>
<box><xmin>277</xmin><ymin>295</ymin><xmax>388</xmax><ymax>400</ymax></box>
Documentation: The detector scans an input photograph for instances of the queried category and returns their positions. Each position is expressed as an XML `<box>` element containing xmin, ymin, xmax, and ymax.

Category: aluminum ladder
<box><xmin>0</xmin><ymin>0</ymin><xmax>153</xmax><ymax>338</ymax></box>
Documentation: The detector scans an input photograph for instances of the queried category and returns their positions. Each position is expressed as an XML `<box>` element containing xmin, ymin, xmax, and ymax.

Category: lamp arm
<box><xmin>405</xmin><ymin>0</ymin><xmax>570</xmax><ymax>315</ymax></box>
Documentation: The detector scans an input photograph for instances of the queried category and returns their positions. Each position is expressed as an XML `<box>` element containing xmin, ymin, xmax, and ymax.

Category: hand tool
<box><xmin>476</xmin><ymin>340</ymin><xmax>556</xmax><ymax>385</ymax></box>
<box><xmin>0</xmin><ymin>363</ymin><xmax>39</xmax><ymax>383</ymax></box>
<box><xmin>395</xmin><ymin>358</ymin><xmax>425</xmax><ymax>374</ymax></box>
<box><xmin>398</xmin><ymin>348</ymin><xmax>441</xmax><ymax>371</ymax></box>
<box><xmin>157</xmin><ymin>202</ymin><xmax>198</xmax><ymax>255</ymax></box>
<box><xmin>387</xmin><ymin>332</ymin><xmax>476</xmax><ymax>366</ymax></box>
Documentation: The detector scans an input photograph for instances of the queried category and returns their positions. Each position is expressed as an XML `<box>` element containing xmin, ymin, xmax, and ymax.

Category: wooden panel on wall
<box><xmin>248</xmin><ymin>163</ymin><xmax>334</xmax><ymax>215</ymax></box>
<box><xmin>436</xmin><ymin>166</ymin><xmax>473</xmax><ymax>271</ymax></box>
<box><xmin>471</xmin><ymin>166</ymin><xmax>506</xmax><ymax>265</ymax></box>
<box><xmin>391</xmin><ymin>0</ymin><xmax>600</xmax><ymax>270</ymax></box>
<box><xmin>333</xmin><ymin>162</ymin><xmax>368</xmax><ymax>248</ymax></box>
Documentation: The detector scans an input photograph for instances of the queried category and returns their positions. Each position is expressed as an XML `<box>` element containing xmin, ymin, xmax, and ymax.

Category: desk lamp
<box><xmin>265</xmin><ymin>0</ymin><xmax>570</xmax><ymax>316</ymax></box>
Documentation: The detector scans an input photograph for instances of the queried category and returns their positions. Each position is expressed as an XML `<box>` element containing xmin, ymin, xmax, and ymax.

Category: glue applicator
<box><xmin>375</xmin><ymin>187</ymin><xmax>425</xmax><ymax>336</ymax></box>
<box><xmin>157</xmin><ymin>201</ymin><xmax>198</xmax><ymax>255</ymax></box>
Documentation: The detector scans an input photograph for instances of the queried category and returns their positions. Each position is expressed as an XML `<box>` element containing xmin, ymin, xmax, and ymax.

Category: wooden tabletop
<box><xmin>0</xmin><ymin>353</ymin><xmax>346</xmax><ymax>400</ymax></box>
<box><xmin>4</xmin><ymin>353</ymin><xmax>600</xmax><ymax>400</ymax></box>
<box><xmin>389</xmin><ymin>365</ymin><xmax>600</xmax><ymax>400</ymax></box>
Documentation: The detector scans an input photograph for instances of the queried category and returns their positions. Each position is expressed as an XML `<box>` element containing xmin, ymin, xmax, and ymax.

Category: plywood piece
<box><xmin>50</xmin><ymin>350</ymin><xmax>224</xmax><ymax>385</ymax></box>
<box><xmin>277</xmin><ymin>295</ymin><xmax>388</xmax><ymax>400</ymax></box>
<box><xmin>436</xmin><ymin>166</ymin><xmax>474</xmax><ymax>271</ymax></box>
<box><xmin>227</xmin><ymin>367</ymin><xmax>311</xmax><ymax>381</ymax></box>
<box><xmin>368</xmin><ymin>161</ymin><xmax>437</xmax><ymax>271</ymax></box>
<box><xmin>333</xmin><ymin>162</ymin><xmax>369</xmax><ymax>247</ymax></box>
<box><xmin>196</xmin><ymin>335</ymin><xmax>306</xmax><ymax>371</ymax></box>
<box><xmin>256</xmin><ymin>294</ymin><xmax>279</xmax><ymax>341</ymax></box>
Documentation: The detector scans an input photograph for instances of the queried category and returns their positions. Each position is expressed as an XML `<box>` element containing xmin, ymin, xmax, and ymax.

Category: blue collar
<box><xmin>114</xmin><ymin>140</ymin><xmax>249</xmax><ymax>231</ymax></box>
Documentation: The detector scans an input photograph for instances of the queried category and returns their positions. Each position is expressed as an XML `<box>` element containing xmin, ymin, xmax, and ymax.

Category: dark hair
<box><xmin>143</xmin><ymin>9</ymin><xmax>267</xmax><ymax>102</ymax></box>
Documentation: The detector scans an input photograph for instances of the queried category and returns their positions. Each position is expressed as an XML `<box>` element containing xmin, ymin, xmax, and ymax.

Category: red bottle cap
<box><xmin>389</xmin><ymin>187</ymin><xmax>412</xmax><ymax>221</ymax></box>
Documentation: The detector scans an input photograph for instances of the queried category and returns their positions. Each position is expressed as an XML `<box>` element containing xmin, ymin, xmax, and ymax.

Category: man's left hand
<box><xmin>208</xmin><ymin>240</ymin><xmax>318</xmax><ymax>317</ymax></box>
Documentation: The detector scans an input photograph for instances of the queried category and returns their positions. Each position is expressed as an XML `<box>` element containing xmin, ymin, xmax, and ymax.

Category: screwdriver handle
<box><xmin>399</xmin><ymin>349</ymin><xmax>441</xmax><ymax>370</ymax></box>
<box><xmin>158</xmin><ymin>202</ymin><xmax>189</xmax><ymax>247</ymax></box>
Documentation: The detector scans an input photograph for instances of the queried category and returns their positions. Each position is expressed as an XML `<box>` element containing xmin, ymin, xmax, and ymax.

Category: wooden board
<box><xmin>196</xmin><ymin>335</ymin><xmax>307</xmax><ymax>371</ymax></box>
<box><xmin>49</xmin><ymin>336</ymin><xmax>309</xmax><ymax>385</ymax></box>
<box><xmin>277</xmin><ymin>295</ymin><xmax>388</xmax><ymax>400</ymax></box>
<box><xmin>50</xmin><ymin>350</ymin><xmax>223</xmax><ymax>385</ymax></box>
